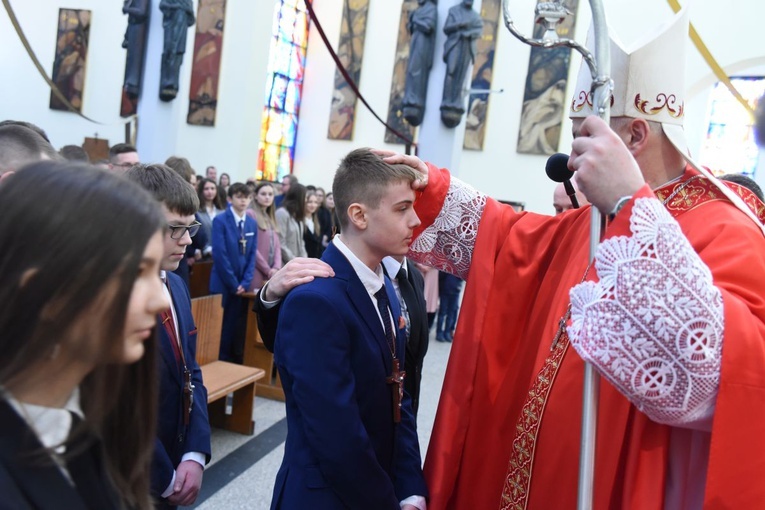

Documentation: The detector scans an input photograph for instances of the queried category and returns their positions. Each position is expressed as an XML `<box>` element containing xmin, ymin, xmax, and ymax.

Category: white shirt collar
<box><xmin>6</xmin><ymin>387</ymin><xmax>83</xmax><ymax>454</ymax></box>
<box><xmin>230</xmin><ymin>207</ymin><xmax>246</xmax><ymax>223</ymax></box>
<box><xmin>382</xmin><ymin>256</ymin><xmax>406</xmax><ymax>281</ymax></box>
<box><xmin>332</xmin><ymin>235</ymin><xmax>384</xmax><ymax>296</ymax></box>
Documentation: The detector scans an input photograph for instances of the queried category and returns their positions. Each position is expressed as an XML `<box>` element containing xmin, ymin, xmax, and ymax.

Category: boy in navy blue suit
<box><xmin>125</xmin><ymin>164</ymin><xmax>211</xmax><ymax>509</ymax></box>
<box><xmin>271</xmin><ymin>149</ymin><xmax>428</xmax><ymax>510</ymax></box>
<box><xmin>210</xmin><ymin>182</ymin><xmax>257</xmax><ymax>363</ymax></box>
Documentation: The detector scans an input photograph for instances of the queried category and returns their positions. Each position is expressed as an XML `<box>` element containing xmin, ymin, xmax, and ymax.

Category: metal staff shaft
<box><xmin>502</xmin><ymin>1</ymin><xmax>612</xmax><ymax>508</ymax></box>
<box><xmin>580</xmin><ymin>4</ymin><xmax>610</xmax><ymax>509</ymax></box>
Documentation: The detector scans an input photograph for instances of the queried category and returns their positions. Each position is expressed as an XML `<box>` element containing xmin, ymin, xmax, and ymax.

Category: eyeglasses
<box><xmin>167</xmin><ymin>221</ymin><xmax>201</xmax><ymax>239</ymax></box>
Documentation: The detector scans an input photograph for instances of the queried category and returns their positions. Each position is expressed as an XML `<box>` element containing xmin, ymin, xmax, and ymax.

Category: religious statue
<box><xmin>122</xmin><ymin>0</ymin><xmax>150</xmax><ymax>115</ymax></box>
<box><xmin>159</xmin><ymin>0</ymin><xmax>195</xmax><ymax>102</ymax></box>
<box><xmin>402</xmin><ymin>0</ymin><xmax>438</xmax><ymax>127</ymax></box>
<box><xmin>440</xmin><ymin>0</ymin><xmax>483</xmax><ymax>128</ymax></box>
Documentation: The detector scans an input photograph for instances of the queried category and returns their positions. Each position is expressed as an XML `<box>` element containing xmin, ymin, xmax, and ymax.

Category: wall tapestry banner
<box><xmin>187</xmin><ymin>0</ymin><xmax>227</xmax><ymax>126</ymax></box>
<box><xmin>516</xmin><ymin>0</ymin><xmax>579</xmax><ymax>155</ymax></box>
<box><xmin>463</xmin><ymin>0</ymin><xmax>501</xmax><ymax>151</ymax></box>
<box><xmin>49</xmin><ymin>9</ymin><xmax>91</xmax><ymax>112</ymax></box>
<box><xmin>384</xmin><ymin>0</ymin><xmax>418</xmax><ymax>145</ymax></box>
<box><xmin>326</xmin><ymin>0</ymin><xmax>371</xmax><ymax>140</ymax></box>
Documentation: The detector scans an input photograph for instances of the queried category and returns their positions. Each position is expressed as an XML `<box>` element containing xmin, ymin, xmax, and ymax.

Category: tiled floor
<box><xmin>191</xmin><ymin>331</ymin><xmax>451</xmax><ymax>509</ymax></box>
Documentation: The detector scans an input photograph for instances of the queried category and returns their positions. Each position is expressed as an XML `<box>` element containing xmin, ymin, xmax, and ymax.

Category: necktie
<box><xmin>159</xmin><ymin>280</ymin><xmax>182</xmax><ymax>366</ymax></box>
<box><xmin>238</xmin><ymin>219</ymin><xmax>244</xmax><ymax>236</ymax></box>
<box><xmin>374</xmin><ymin>286</ymin><xmax>396</xmax><ymax>353</ymax></box>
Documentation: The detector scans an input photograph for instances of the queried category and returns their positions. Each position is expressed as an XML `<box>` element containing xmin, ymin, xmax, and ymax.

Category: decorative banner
<box><xmin>327</xmin><ymin>0</ymin><xmax>371</xmax><ymax>140</ymax></box>
<box><xmin>516</xmin><ymin>0</ymin><xmax>579</xmax><ymax>155</ymax></box>
<box><xmin>187</xmin><ymin>0</ymin><xmax>227</xmax><ymax>126</ymax></box>
<box><xmin>49</xmin><ymin>9</ymin><xmax>91</xmax><ymax>112</ymax></box>
<box><xmin>384</xmin><ymin>0</ymin><xmax>418</xmax><ymax>144</ymax></box>
<box><xmin>463</xmin><ymin>0</ymin><xmax>501</xmax><ymax>151</ymax></box>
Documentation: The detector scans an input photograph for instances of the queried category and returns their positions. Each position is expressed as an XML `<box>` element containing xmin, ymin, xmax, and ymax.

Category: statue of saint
<box><xmin>402</xmin><ymin>0</ymin><xmax>438</xmax><ymax>127</ymax></box>
<box><xmin>122</xmin><ymin>0</ymin><xmax>151</xmax><ymax>99</ymax></box>
<box><xmin>159</xmin><ymin>0</ymin><xmax>195</xmax><ymax>101</ymax></box>
<box><xmin>440</xmin><ymin>0</ymin><xmax>483</xmax><ymax>128</ymax></box>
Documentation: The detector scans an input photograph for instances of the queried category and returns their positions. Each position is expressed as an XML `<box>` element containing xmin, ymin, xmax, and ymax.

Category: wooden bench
<box><xmin>188</xmin><ymin>260</ymin><xmax>213</xmax><ymax>298</ymax></box>
<box><xmin>243</xmin><ymin>293</ymin><xmax>285</xmax><ymax>401</ymax></box>
<box><xmin>191</xmin><ymin>294</ymin><xmax>266</xmax><ymax>435</ymax></box>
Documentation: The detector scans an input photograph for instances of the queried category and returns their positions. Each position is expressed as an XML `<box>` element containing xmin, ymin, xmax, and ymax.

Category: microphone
<box><xmin>545</xmin><ymin>153</ymin><xmax>579</xmax><ymax>209</ymax></box>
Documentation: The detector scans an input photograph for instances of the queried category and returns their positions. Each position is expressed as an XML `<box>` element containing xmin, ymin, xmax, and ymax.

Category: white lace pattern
<box><xmin>568</xmin><ymin>198</ymin><xmax>723</xmax><ymax>426</ymax></box>
<box><xmin>408</xmin><ymin>177</ymin><xmax>487</xmax><ymax>280</ymax></box>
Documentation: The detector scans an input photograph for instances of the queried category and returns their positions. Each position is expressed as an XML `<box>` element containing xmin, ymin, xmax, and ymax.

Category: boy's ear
<box><xmin>347</xmin><ymin>203</ymin><xmax>367</xmax><ymax>230</ymax></box>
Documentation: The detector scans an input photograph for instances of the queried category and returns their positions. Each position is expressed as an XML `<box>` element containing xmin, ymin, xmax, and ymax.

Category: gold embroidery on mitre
<box><xmin>634</xmin><ymin>93</ymin><xmax>684</xmax><ymax>118</ymax></box>
<box><xmin>570</xmin><ymin>90</ymin><xmax>614</xmax><ymax>113</ymax></box>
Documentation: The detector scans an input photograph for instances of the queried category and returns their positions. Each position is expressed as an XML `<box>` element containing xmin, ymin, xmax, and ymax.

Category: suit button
<box><xmin>177</xmin><ymin>434</ymin><xmax>184</xmax><ymax>444</ymax></box>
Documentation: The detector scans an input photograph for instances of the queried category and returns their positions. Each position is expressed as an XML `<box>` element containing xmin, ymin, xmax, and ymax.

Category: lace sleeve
<box><xmin>568</xmin><ymin>198</ymin><xmax>723</xmax><ymax>427</ymax></box>
<box><xmin>408</xmin><ymin>177</ymin><xmax>487</xmax><ymax>280</ymax></box>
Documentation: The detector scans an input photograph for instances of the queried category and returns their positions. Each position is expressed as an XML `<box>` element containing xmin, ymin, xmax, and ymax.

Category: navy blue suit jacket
<box><xmin>0</xmin><ymin>400</ymin><xmax>122</xmax><ymax>510</ymax></box>
<box><xmin>151</xmin><ymin>271</ymin><xmax>211</xmax><ymax>498</ymax></box>
<box><xmin>209</xmin><ymin>207</ymin><xmax>257</xmax><ymax>300</ymax></box>
<box><xmin>271</xmin><ymin>243</ymin><xmax>427</xmax><ymax>509</ymax></box>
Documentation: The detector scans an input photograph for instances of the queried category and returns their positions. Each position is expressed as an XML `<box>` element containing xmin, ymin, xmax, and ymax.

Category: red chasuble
<box><xmin>411</xmin><ymin>164</ymin><xmax>765</xmax><ymax>510</ymax></box>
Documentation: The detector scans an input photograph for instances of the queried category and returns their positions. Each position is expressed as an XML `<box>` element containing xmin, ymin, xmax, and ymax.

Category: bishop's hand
<box><xmin>568</xmin><ymin>115</ymin><xmax>645</xmax><ymax>215</ymax></box>
<box><xmin>372</xmin><ymin>149</ymin><xmax>429</xmax><ymax>191</ymax></box>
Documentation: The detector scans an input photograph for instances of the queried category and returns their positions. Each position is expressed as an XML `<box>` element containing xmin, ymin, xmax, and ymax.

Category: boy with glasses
<box><xmin>125</xmin><ymin>164</ymin><xmax>211</xmax><ymax>510</ymax></box>
<box><xmin>210</xmin><ymin>182</ymin><xmax>257</xmax><ymax>363</ymax></box>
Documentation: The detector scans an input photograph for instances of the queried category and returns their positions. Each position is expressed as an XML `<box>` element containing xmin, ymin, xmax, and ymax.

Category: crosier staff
<box><xmin>501</xmin><ymin>1</ymin><xmax>612</xmax><ymax>508</ymax></box>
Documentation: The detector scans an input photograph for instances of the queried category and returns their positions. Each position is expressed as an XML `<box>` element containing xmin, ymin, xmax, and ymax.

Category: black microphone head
<box><xmin>545</xmin><ymin>153</ymin><xmax>574</xmax><ymax>183</ymax></box>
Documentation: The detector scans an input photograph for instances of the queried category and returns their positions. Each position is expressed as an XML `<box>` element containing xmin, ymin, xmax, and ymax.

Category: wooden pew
<box><xmin>191</xmin><ymin>294</ymin><xmax>266</xmax><ymax>435</ymax></box>
<box><xmin>188</xmin><ymin>260</ymin><xmax>213</xmax><ymax>298</ymax></box>
<box><xmin>243</xmin><ymin>293</ymin><xmax>285</xmax><ymax>401</ymax></box>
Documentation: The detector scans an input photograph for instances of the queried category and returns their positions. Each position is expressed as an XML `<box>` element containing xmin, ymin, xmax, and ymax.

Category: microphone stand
<box><xmin>502</xmin><ymin>2</ymin><xmax>612</xmax><ymax>508</ymax></box>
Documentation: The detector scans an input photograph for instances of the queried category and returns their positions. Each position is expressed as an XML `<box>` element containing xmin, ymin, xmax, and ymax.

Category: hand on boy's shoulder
<box><xmin>371</xmin><ymin>149</ymin><xmax>428</xmax><ymax>190</ymax></box>
<box><xmin>263</xmin><ymin>258</ymin><xmax>334</xmax><ymax>301</ymax></box>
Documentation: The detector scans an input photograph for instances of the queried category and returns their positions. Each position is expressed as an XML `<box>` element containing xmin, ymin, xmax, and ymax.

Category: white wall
<box><xmin>293</xmin><ymin>0</ymin><xmax>765</xmax><ymax>213</ymax></box>
<box><xmin>3</xmin><ymin>1</ymin><xmax>765</xmax><ymax>213</ymax></box>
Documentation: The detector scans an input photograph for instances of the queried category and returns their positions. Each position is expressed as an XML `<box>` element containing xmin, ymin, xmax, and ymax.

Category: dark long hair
<box><xmin>282</xmin><ymin>182</ymin><xmax>307</xmax><ymax>222</ymax></box>
<box><xmin>197</xmin><ymin>177</ymin><xmax>223</xmax><ymax>210</ymax></box>
<box><xmin>0</xmin><ymin>161</ymin><xmax>164</xmax><ymax>509</ymax></box>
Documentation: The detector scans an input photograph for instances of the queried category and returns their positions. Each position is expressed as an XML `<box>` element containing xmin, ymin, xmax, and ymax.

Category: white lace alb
<box><xmin>568</xmin><ymin>198</ymin><xmax>723</xmax><ymax>427</ymax></box>
<box><xmin>408</xmin><ymin>177</ymin><xmax>486</xmax><ymax>280</ymax></box>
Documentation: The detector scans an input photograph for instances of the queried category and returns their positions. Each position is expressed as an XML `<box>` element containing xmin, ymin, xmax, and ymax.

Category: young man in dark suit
<box><xmin>209</xmin><ymin>182</ymin><xmax>257</xmax><ymax>363</ymax></box>
<box><xmin>270</xmin><ymin>149</ymin><xmax>428</xmax><ymax>509</ymax></box>
<box><xmin>125</xmin><ymin>164</ymin><xmax>211</xmax><ymax>509</ymax></box>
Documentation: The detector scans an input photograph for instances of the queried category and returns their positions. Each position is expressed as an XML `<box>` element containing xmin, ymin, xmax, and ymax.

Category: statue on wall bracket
<box><xmin>402</xmin><ymin>0</ymin><xmax>438</xmax><ymax>127</ymax></box>
<box><xmin>121</xmin><ymin>0</ymin><xmax>151</xmax><ymax>117</ymax></box>
<box><xmin>440</xmin><ymin>0</ymin><xmax>483</xmax><ymax>128</ymax></box>
<box><xmin>159</xmin><ymin>0</ymin><xmax>195</xmax><ymax>102</ymax></box>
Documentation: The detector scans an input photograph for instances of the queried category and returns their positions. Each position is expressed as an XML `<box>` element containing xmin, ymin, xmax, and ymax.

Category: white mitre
<box><xmin>569</xmin><ymin>6</ymin><xmax>765</xmax><ymax>233</ymax></box>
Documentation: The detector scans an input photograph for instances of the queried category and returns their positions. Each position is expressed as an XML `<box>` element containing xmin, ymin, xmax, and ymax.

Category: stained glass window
<box><xmin>257</xmin><ymin>1</ymin><xmax>309</xmax><ymax>181</ymax></box>
<box><xmin>699</xmin><ymin>77</ymin><xmax>765</xmax><ymax>177</ymax></box>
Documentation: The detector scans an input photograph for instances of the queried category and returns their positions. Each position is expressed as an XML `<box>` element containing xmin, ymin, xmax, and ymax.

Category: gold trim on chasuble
<box><xmin>499</xmin><ymin>172</ymin><xmax>762</xmax><ymax>510</ymax></box>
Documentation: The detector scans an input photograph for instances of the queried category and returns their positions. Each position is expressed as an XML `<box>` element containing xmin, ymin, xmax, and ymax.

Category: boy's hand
<box><xmin>262</xmin><ymin>258</ymin><xmax>334</xmax><ymax>301</ymax></box>
<box><xmin>167</xmin><ymin>460</ymin><xmax>203</xmax><ymax>506</ymax></box>
<box><xmin>372</xmin><ymin>149</ymin><xmax>429</xmax><ymax>191</ymax></box>
<box><xmin>236</xmin><ymin>285</ymin><xmax>245</xmax><ymax>295</ymax></box>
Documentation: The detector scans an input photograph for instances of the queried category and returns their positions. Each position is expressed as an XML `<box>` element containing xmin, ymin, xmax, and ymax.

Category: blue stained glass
<box><xmin>258</xmin><ymin>0</ymin><xmax>309</xmax><ymax>182</ymax></box>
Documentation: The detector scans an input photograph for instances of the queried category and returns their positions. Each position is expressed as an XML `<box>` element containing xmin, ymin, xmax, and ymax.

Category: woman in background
<box><xmin>303</xmin><ymin>190</ymin><xmax>323</xmax><ymax>258</ymax></box>
<box><xmin>0</xmin><ymin>162</ymin><xmax>168</xmax><ymax>509</ymax></box>
<box><xmin>247</xmin><ymin>182</ymin><xmax>283</xmax><ymax>291</ymax></box>
<box><xmin>275</xmin><ymin>183</ymin><xmax>308</xmax><ymax>262</ymax></box>
<box><xmin>196</xmin><ymin>178</ymin><xmax>224</xmax><ymax>259</ymax></box>
<box><xmin>218</xmin><ymin>172</ymin><xmax>231</xmax><ymax>193</ymax></box>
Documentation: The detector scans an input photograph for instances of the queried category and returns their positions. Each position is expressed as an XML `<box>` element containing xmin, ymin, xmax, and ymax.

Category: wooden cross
<box><xmin>386</xmin><ymin>357</ymin><xmax>406</xmax><ymax>423</ymax></box>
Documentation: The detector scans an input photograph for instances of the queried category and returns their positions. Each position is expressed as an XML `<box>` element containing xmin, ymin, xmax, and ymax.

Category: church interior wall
<box><xmin>2</xmin><ymin>0</ymin><xmax>764</xmax><ymax>214</ymax></box>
